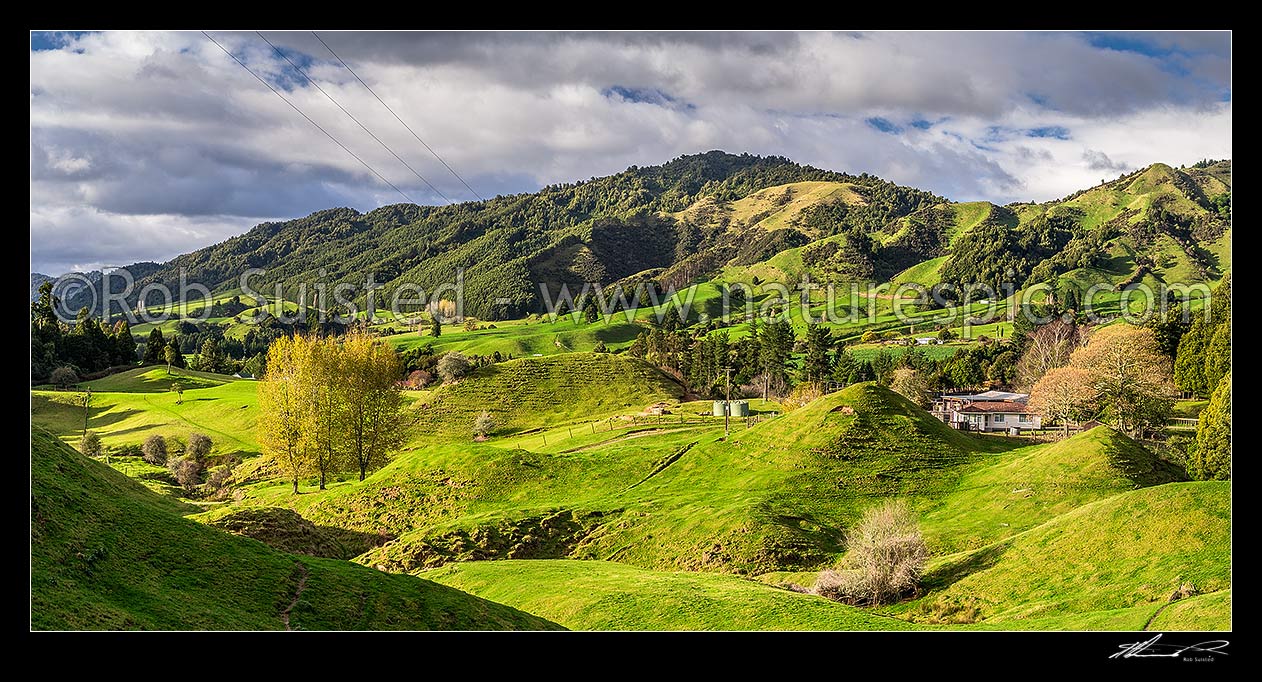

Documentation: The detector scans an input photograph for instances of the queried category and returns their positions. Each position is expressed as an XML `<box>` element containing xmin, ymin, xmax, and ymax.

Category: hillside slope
<box><xmin>418</xmin><ymin>353</ymin><xmax>685</xmax><ymax>437</ymax></box>
<box><xmin>921</xmin><ymin>426</ymin><xmax>1187</xmax><ymax>553</ymax></box>
<box><xmin>345</xmin><ymin>383</ymin><xmax>1010</xmax><ymax>575</ymax></box>
<box><xmin>914</xmin><ymin>482</ymin><xmax>1230</xmax><ymax>627</ymax></box>
<box><xmin>424</xmin><ymin>559</ymin><xmax>917</xmax><ymax>631</ymax></box>
<box><xmin>30</xmin><ymin>428</ymin><xmax>559</xmax><ymax>630</ymax></box>
<box><xmin>64</xmin><ymin>152</ymin><xmax>940</xmax><ymax>319</ymax></box>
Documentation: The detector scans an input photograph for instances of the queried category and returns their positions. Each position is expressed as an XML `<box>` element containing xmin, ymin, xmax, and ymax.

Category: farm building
<box><xmin>931</xmin><ymin>391</ymin><xmax>1041</xmax><ymax>432</ymax></box>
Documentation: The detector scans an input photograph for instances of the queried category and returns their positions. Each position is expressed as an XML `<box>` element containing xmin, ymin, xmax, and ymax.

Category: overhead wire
<box><xmin>256</xmin><ymin>31</ymin><xmax>452</xmax><ymax>204</ymax></box>
<box><xmin>201</xmin><ymin>31</ymin><xmax>415</xmax><ymax>204</ymax></box>
<box><xmin>311</xmin><ymin>30</ymin><xmax>485</xmax><ymax>202</ymax></box>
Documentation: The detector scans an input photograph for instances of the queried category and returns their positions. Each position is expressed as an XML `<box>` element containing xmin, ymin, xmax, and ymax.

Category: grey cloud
<box><xmin>29</xmin><ymin>30</ymin><xmax>1231</xmax><ymax>274</ymax></box>
<box><xmin>1082</xmin><ymin>149</ymin><xmax>1131</xmax><ymax>172</ymax></box>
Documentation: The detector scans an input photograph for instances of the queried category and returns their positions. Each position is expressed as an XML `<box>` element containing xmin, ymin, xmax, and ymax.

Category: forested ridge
<box><xmin>53</xmin><ymin>154</ymin><xmax>1229</xmax><ymax>322</ymax></box>
<box><xmin>60</xmin><ymin>151</ymin><xmax>941</xmax><ymax>319</ymax></box>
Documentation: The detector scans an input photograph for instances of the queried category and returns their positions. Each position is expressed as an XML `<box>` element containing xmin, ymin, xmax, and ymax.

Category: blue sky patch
<box><xmin>1026</xmin><ymin>126</ymin><xmax>1071</xmax><ymax>140</ymax></box>
<box><xmin>604</xmin><ymin>85</ymin><xmax>683</xmax><ymax>106</ymax></box>
<box><xmin>866</xmin><ymin>117</ymin><xmax>902</xmax><ymax>134</ymax></box>
<box><xmin>31</xmin><ymin>31</ymin><xmax>93</xmax><ymax>52</ymax></box>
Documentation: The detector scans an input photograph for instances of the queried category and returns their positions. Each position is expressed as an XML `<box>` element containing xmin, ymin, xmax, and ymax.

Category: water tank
<box><xmin>713</xmin><ymin>400</ymin><xmax>750</xmax><ymax>417</ymax></box>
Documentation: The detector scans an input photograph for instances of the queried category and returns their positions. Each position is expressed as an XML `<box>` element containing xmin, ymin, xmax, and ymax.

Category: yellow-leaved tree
<box><xmin>341</xmin><ymin>331</ymin><xmax>409</xmax><ymax>481</ymax></box>
<box><xmin>258</xmin><ymin>335</ymin><xmax>311</xmax><ymax>494</ymax></box>
<box><xmin>259</xmin><ymin>331</ymin><xmax>410</xmax><ymax>492</ymax></box>
<box><xmin>1066</xmin><ymin>324</ymin><xmax>1175</xmax><ymax>436</ymax></box>
<box><xmin>300</xmin><ymin>336</ymin><xmax>347</xmax><ymax>490</ymax></box>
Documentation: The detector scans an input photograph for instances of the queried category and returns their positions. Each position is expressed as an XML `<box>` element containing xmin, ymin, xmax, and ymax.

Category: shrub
<box><xmin>186</xmin><ymin>432</ymin><xmax>213</xmax><ymax>461</ymax></box>
<box><xmin>473</xmin><ymin>410</ymin><xmax>496</xmax><ymax>439</ymax></box>
<box><xmin>51</xmin><ymin>366</ymin><xmax>80</xmax><ymax>389</ymax></box>
<box><xmin>168</xmin><ymin>455</ymin><xmax>204</xmax><ymax>493</ymax></box>
<box><xmin>204</xmin><ymin>457</ymin><xmax>238</xmax><ymax>499</ymax></box>
<box><xmin>781</xmin><ymin>382</ymin><xmax>825</xmax><ymax>411</ymax></box>
<box><xmin>890</xmin><ymin>368</ymin><xmax>931</xmax><ymax>408</ymax></box>
<box><xmin>141</xmin><ymin>434</ymin><xmax>168</xmax><ymax>465</ymax></box>
<box><xmin>437</xmin><ymin>351</ymin><xmax>472</xmax><ymax>384</ymax></box>
<box><xmin>814</xmin><ymin>499</ymin><xmax>928</xmax><ymax>606</ymax></box>
<box><xmin>79</xmin><ymin>431</ymin><xmax>103</xmax><ymax>458</ymax></box>
<box><xmin>813</xmin><ymin>568</ymin><xmax>865</xmax><ymax>601</ymax></box>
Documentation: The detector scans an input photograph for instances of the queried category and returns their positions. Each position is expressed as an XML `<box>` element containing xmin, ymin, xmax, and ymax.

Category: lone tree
<box><xmin>1174</xmin><ymin>317</ymin><xmax>1211</xmax><ymax>397</ymax></box>
<box><xmin>473</xmin><ymin>410</ymin><xmax>495</xmax><ymax>440</ymax></box>
<box><xmin>341</xmin><ymin>332</ymin><xmax>408</xmax><ymax>481</ymax></box>
<box><xmin>802</xmin><ymin>323</ymin><xmax>833</xmax><ymax>383</ymax></box>
<box><xmin>50</xmin><ymin>366</ymin><xmax>79</xmax><ymax>389</ymax></box>
<box><xmin>141</xmin><ymin>434</ymin><xmax>168</xmax><ymax>465</ymax></box>
<box><xmin>170</xmin><ymin>382</ymin><xmax>185</xmax><ymax>404</ymax></box>
<box><xmin>298</xmin><ymin>336</ymin><xmax>344</xmax><ymax>490</ymax></box>
<box><xmin>164</xmin><ymin>344</ymin><xmax>182</xmax><ymax>374</ymax></box>
<box><xmin>437</xmin><ymin>351</ymin><xmax>472</xmax><ymax>384</ymax></box>
<box><xmin>1015</xmin><ymin>317</ymin><xmax>1083</xmax><ymax>389</ymax></box>
<box><xmin>814</xmin><ymin>500</ymin><xmax>928</xmax><ymax>606</ymax></box>
<box><xmin>144</xmin><ymin>328</ymin><xmax>166</xmax><ymax>365</ymax></box>
<box><xmin>79</xmin><ymin>431</ymin><xmax>103</xmax><ymax>458</ymax></box>
<box><xmin>1068</xmin><ymin>325</ymin><xmax>1175</xmax><ymax>435</ymax></box>
<box><xmin>1028</xmin><ymin>366</ymin><xmax>1097</xmax><ymax>436</ymax></box>
<box><xmin>430</xmin><ymin>316</ymin><xmax>442</xmax><ymax>338</ymax></box>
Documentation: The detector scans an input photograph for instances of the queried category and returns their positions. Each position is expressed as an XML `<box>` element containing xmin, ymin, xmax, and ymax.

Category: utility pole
<box><xmin>81</xmin><ymin>387</ymin><xmax>92</xmax><ymax>438</ymax></box>
<box><xmin>724</xmin><ymin>366</ymin><xmax>733</xmax><ymax>439</ymax></box>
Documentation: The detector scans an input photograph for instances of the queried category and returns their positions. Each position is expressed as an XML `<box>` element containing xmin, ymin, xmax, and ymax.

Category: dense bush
<box><xmin>168</xmin><ymin>455</ymin><xmax>204</xmax><ymax>493</ymax></box>
<box><xmin>185</xmin><ymin>433</ymin><xmax>213</xmax><ymax>461</ymax></box>
<box><xmin>814</xmin><ymin>500</ymin><xmax>928</xmax><ymax>606</ymax></box>
<box><xmin>50</xmin><ymin>366</ymin><xmax>80</xmax><ymax>388</ymax></box>
<box><xmin>437</xmin><ymin>352</ymin><xmax>473</xmax><ymax>384</ymax></box>
<box><xmin>141</xmin><ymin>434</ymin><xmax>168</xmax><ymax>465</ymax></box>
<box><xmin>79</xmin><ymin>431</ymin><xmax>103</xmax><ymax>458</ymax></box>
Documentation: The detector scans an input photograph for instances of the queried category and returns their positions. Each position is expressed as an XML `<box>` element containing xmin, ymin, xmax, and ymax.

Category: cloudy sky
<box><xmin>30</xmin><ymin>30</ymin><xmax>1231</xmax><ymax>275</ymax></box>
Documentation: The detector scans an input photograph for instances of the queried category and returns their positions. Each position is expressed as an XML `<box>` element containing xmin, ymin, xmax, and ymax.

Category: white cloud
<box><xmin>29</xmin><ymin>30</ymin><xmax>1232</xmax><ymax>274</ymax></box>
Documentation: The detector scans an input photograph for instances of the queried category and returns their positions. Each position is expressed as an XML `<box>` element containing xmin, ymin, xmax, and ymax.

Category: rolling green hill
<box><xmin>32</xmin><ymin>365</ymin><xmax>1231</xmax><ymax>630</ymax></box>
<box><xmin>30</xmin><ymin>428</ymin><xmax>560</xmax><ymax>630</ymax></box>
<box><xmin>911</xmin><ymin>482</ymin><xmax>1230</xmax><ymax>628</ymax></box>
<box><xmin>217</xmin><ymin>382</ymin><xmax>1016</xmax><ymax>577</ymax></box>
<box><xmin>920</xmin><ymin>427</ymin><xmax>1187</xmax><ymax>554</ymax></box>
<box><xmin>423</xmin><ymin>559</ymin><xmax>916</xmax><ymax>630</ymax></box>
<box><xmin>32</xmin><ymin>368</ymin><xmax>261</xmax><ymax>456</ymax></box>
<box><xmin>417</xmin><ymin>353</ymin><xmax>686</xmax><ymax>437</ymax></box>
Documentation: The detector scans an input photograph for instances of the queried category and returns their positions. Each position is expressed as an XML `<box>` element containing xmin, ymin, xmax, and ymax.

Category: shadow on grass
<box><xmin>921</xmin><ymin>541</ymin><xmax>1011</xmax><ymax>591</ymax></box>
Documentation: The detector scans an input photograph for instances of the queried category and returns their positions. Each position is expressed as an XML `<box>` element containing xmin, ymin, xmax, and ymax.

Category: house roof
<box><xmin>957</xmin><ymin>401</ymin><xmax>1030</xmax><ymax>414</ymax></box>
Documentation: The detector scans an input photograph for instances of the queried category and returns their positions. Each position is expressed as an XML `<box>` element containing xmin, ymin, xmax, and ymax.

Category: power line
<box><xmin>256</xmin><ymin>31</ymin><xmax>452</xmax><ymax>204</ymax></box>
<box><xmin>200</xmin><ymin>31</ymin><xmax>414</xmax><ymax>204</ymax></box>
<box><xmin>311</xmin><ymin>30</ymin><xmax>485</xmax><ymax>202</ymax></box>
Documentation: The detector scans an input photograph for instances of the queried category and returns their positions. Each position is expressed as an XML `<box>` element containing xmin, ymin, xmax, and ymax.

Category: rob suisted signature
<box><xmin>1111</xmin><ymin>634</ymin><xmax>1229</xmax><ymax>660</ymax></box>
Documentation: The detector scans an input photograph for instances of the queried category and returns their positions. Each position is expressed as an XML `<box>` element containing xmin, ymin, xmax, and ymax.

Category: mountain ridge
<box><xmin>44</xmin><ymin>152</ymin><xmax>1230</xmax><ymax>319</ymax></box>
